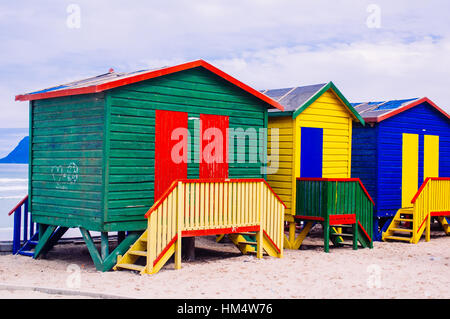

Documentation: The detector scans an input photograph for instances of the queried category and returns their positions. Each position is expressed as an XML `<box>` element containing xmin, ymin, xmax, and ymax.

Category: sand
<box><xmin>0</xmin><ymin>226</ymin><xmax>449</xmax><ymax>299</ymax></box>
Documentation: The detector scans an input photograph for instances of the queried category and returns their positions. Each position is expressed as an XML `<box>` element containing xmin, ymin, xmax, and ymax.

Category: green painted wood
<box><xmin>101</xmin><ymin>232</ymin><xmax>109</xmax><ymax>260</ymax></box>
<box><xmin>29</xmin><ymin>101</ymin><xmax>33</xmax><ymax>214</ymax></box>
<box><xmin>324</xmin><ymin>218</ymin><xmax>330</xmax><ymax>253</ymax></box>
<box><xmin>79</xmin><ymin>228</ymin><xmax>103</xmax><ymax>270</ymax></box>
<box><xmin>33</xmin><ymin>216</ymin><xmax>103</xmax><ymax>231</ymax></box>
<box><xmin>30</xmin><ymin>93</ymin><xmax>105</xmax><ymax>230</ymax></box>
<box><xmin>353</xmin><ymin>223</ymin><xmax>358</xmax><ymax>250</ymax></box>
<box><xmin>100</xmin><ymin>231</ymin><xmax>141</xmax><ymax>272</ymax></box>
<box><xmin>296</xmin><ymin>179</ymin><xmax>374</xmax><ymax>246</ymax></box>
<box><xmin>357</xmin><ymin>227</ymin><xmax>370</xmax><ymax>248</ymax></box>
<box><xmin>33</xmin><ymin>225</ymin><xmax>57</xmax><ymax>259</ymax></box>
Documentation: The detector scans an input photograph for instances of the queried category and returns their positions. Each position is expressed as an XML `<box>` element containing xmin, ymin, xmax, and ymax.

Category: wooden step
<box><xmin>331</xmin><ymin>233</ymin><xmax>353</xmax><ymax>237</ymax></box>
<box><xmin>238</xmin><ymin>240</ymin><xmax>256</xmax><ymax>245</ymax></box>
<box><xmin>384</xmin><ymin>235</ymin><xmax>412</xmax><ymax>242</ymax></box>
<box><xmin>115</xmin><ymin>263</ymin><xmax>145</xmax><ymax>272</ymax></box>
<box><xmin>18</xmin><ymin>251</ymin><xmax>35</xmax><ymax>257</ymax></box>
<box><xmin>390</xmin><ymin>228</ymin><xmax>413</xmax><ymax>233</ymax></box>
<box><xmin>239</xmin><ymin>232</ymin><xmax>256</xmax><ymax>236</ymax></box>
<box><xmin>129</xmin><ymin>250</ymin><xmax>147</xmax><ymax>257</ymax></box>
<box><xmin>397</xmin><ymin>218</ymin><xmax>413</xmax><ymax>222</ymax></box>
<box><xmin>336</xmin><ymin>241</ymin><xmax>362</xmax><ymax>248</ymax></box>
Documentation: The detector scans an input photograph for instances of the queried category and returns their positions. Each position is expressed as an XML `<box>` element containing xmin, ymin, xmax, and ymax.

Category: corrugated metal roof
<box><xmin>263</xmin><ymin>83</ymin><xmax>327</xmax><ymax>113</ymax></box>
<box><xmin>15</xmin><ymin>60</ymin><xmax>285</xmax><ymax>110</ymax></box>
<box><xmin>26</xmin><ymin>68</ymin><xmax>157</xmax><ymax>96</ymax></box>
<box><xmin>352</xmin><ymin>98</ymin><xmax>420</xmax><ymax>121</ymax></box>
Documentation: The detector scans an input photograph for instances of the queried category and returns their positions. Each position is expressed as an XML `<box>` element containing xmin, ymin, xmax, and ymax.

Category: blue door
<box><xmin>300</xmin><ymin>127</ymin><xmax>323</xmax><ymax>178</ymax></box>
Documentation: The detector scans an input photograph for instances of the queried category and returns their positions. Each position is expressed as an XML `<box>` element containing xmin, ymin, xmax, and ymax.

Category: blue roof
<box><xmin>376</xmin><ymin>98</ymin><xmax>418</xmax><ymax>110</ymax></box>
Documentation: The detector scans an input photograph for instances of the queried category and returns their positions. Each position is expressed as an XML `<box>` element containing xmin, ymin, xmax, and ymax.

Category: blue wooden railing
<box><xmin>8</xmin><ymin>195</ymin><xmax>38</xmax><ymax>255</ymax></box>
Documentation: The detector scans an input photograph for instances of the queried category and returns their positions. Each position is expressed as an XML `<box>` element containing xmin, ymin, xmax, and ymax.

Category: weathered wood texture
<box><xmin>30</xmin><ymin>94</ymin><xmax>105</xmax><ymax>230</ymax></box>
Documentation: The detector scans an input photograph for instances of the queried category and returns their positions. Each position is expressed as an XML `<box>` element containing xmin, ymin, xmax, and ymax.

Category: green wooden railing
<box><xmin>296</xmin><ymin>178</ymin><xmax>375</xmax><ymax>243</ymax></box>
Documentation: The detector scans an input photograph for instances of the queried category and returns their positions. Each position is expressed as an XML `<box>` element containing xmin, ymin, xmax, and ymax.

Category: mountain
<box><xmin>0</xmin><ymin>136</ymin><xmax>29</xmax><ymax>163</ymax></box>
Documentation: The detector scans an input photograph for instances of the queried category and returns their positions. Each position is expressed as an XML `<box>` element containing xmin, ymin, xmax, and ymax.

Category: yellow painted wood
<box><xmin>150</xmin><ymin>242</ymin><xmax>175</xmax><ymax>274</ymax></box>
<box><xmin>195</xmin><ymin>183</ymin><xmax>200</xmax><ymax>228</ymax></box>
<box><xmin>402</xmin><ymin>133</ymin><xmax>419</xmax><ymax>207</ymax></box>
<box><xmin>147</xmin><ymin>214</ymin><xmax>156</xmax><ymax>273</ymax></box>
<box><xmin>267</xmin><ymin>88</ymin><xmax>355</xmax><ymax>249</ymax></box>
<box><xmin>199</xmin><ymin>183</ymin><xmax>205</xmax><ymax>228</ymax></box>
<box><xmin>424</xmin><ymin>135</ymin><xmax>439</xmax><ymax>179</ymax></box>
<box><xmin>262</xmin><ymin>235</ymin><xmax>280</xmax><ymax>258</ymax></box>
<box><xmin>384</xmin><ymin>179</ymin><xmax>450</xmax><ymax>244</ymax></box>
<box><xmin>223</xmin><ymin>183</ymin><xmax>228</xmax><ymax>227</ymax></box>
<box><xmin>209</xmin><ymin>183</ymin><xmax>213</xmax><ymax>228</ymax></box>
<box><xmin>175</xmin><ymin>183</ymin><xmax>183</xmax><ymax>270</ymax></box>
<box><xmin>116</xmin><ymin>179</ymin><xmax>285</xmax><ymax>275</ymax></box>
<box><xmin>292</xmin><ymin>222</ymin><xmax>314</xmax><ymax>250</ymax></box>
<box><xmin>114</xmin><ymin>229</ymin><xmax>148</xmax><ymax>271</ymax></box>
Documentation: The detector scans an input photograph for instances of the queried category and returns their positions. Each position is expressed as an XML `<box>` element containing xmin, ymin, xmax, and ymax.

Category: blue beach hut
<box><xmin>351</xmin><ymin>97</ymin><xmax>450</xmax><ymax>242</ymax></box>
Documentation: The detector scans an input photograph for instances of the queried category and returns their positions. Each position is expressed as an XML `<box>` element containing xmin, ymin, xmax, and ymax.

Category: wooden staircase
<box><xmin>228</xmin><ymin>231</ymin><xmax>282</xmax><ymax>257</ymax></box>
<box><xmin>330</xmin><ymin>225</ymin><xmax>357</xmax><ymax>248</ymax></box>
<box><xmin>382</xmin><ymin>178</ymin><xmax>450</xmax><ymax>244</ymax></box>
<box><xmin>291</xmin><ymin>178</ymin><xmax>374</xmax><ymax>252</ymax></box>
<box><xmin>114</xmin><ymin>229</ymin><xmax>178</xmax><ymax>274</ymax></box>
<box><xmin>114</xmin><ymin>179</ymin><xmax>285</xmax><ymax>275</ymax></box>
<box><xmin>382</xmin><ymin>208</ymin><xmax>414</xmax><ymax>243</ymax></box>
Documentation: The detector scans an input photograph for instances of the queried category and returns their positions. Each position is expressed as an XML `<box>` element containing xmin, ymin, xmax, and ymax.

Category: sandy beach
<box><xmin>0</xmin><ymin>225</ymin><xmax>449</xmax><ymax>299</ymax></box>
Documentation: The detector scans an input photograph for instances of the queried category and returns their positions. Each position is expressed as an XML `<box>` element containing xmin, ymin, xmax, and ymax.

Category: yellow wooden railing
<box><xmin>115</xmin><ymin>178</ymin><xmax>286</xmax><ymax>274</ymax></box>
<box><xmin>411</xmin><ymin>177</ymin><xmax>450</xmax><ymax>243</ymax></box>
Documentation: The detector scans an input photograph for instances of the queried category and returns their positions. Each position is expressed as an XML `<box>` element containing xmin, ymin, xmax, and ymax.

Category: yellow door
<box><xmin>402</xmin><ymin>133</ymin><xmax>419</xmax><ymax>207</ymax></box>
<box><xmin>424</xmin><ymin>135</ymin><xmax>439</xmax><ymax>179</ymax></box>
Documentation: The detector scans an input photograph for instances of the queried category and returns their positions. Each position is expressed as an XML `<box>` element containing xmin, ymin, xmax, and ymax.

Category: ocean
<box><xmin>0</xmin><ymin>164</ymin><xmax>28</xmax><ymax>240</ymax></box>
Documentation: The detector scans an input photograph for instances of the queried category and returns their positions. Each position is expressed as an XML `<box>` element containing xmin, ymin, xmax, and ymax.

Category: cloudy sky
<box><xmin>1</xmin><ymin>0</ymin><xmax>449</xmax><ymax>130</ymax></box>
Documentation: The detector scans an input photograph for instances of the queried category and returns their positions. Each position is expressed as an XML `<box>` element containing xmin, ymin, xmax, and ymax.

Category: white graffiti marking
<box><xmin>52</xmin><ymin>162</ymin><xmax>79</xmax><ymax>189</ymax></box>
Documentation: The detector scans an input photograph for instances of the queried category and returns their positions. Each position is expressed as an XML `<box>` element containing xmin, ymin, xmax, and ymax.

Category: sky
<box><xmin>0</xmin><ymin>0</ymin><xmax>449</xmax><ymax>129</ymax></box>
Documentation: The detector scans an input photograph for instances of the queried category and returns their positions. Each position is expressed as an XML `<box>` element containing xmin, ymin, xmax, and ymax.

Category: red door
<box><xmin>199</xmin><ymin>114</ymin><xmax>229</xmax><ymax>179</ymax></box>
<box><xmin>154</xmin><ymin>110</ymin><xmax>188</xmax><ymax>200</ymax></box>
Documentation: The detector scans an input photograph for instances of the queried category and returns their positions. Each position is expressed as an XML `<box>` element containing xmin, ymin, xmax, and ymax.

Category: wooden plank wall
<box><xmin>376</xmin><ymin>102</ymin><xmax>450</xmax><ymax>216</ymax></box>
<box><xmin>295</xmin><ymin>89</ymin><xmax>353</xmax><ymax>180</ymax></box>
<box><xmin>267</xmin><ymin>116</ymin><xmax>294</xmax><ymax>215</ymax></box>
<box><xmin>31</xmin><ymin>94</ymin><xmax>105</xmax><ymax>230</ymax></box>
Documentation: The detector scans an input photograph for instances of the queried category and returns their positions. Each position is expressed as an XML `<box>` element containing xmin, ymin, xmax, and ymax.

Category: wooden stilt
<box><xmin>101</xmin><ymin>232</ymin><xmax>109</xmax><ymax>260</ymax></box>
<box><xmin>256</xmin><ymin>227</ymin><xmax>263</xmax><ymax>259</ymax></box>
<box><xmin>324</xmin><ymin>220</ymin><xmax>330</xmax><ymax>253</ymax></box>
<box><xmin>353</xmin><ymin>223</ymin><xmax>358</xmax><ymax>250</ymax></box>
<box><xmin>34</xmin><ymin>225</ymin><xmax>57</xmax><ymax>259</ymax></box>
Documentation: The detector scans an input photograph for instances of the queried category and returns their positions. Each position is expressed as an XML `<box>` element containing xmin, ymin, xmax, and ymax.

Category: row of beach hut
<box><xmin>10</xmin><ymin>59</ymin><xmax>450</xmax><ymax>273</ymax></box>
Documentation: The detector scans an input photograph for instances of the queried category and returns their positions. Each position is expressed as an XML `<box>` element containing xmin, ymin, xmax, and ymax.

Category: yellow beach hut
<box><xmin>262</xmin><ymin>82</ymin><xmax>369</xmax><ymax>251</ymax></box>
